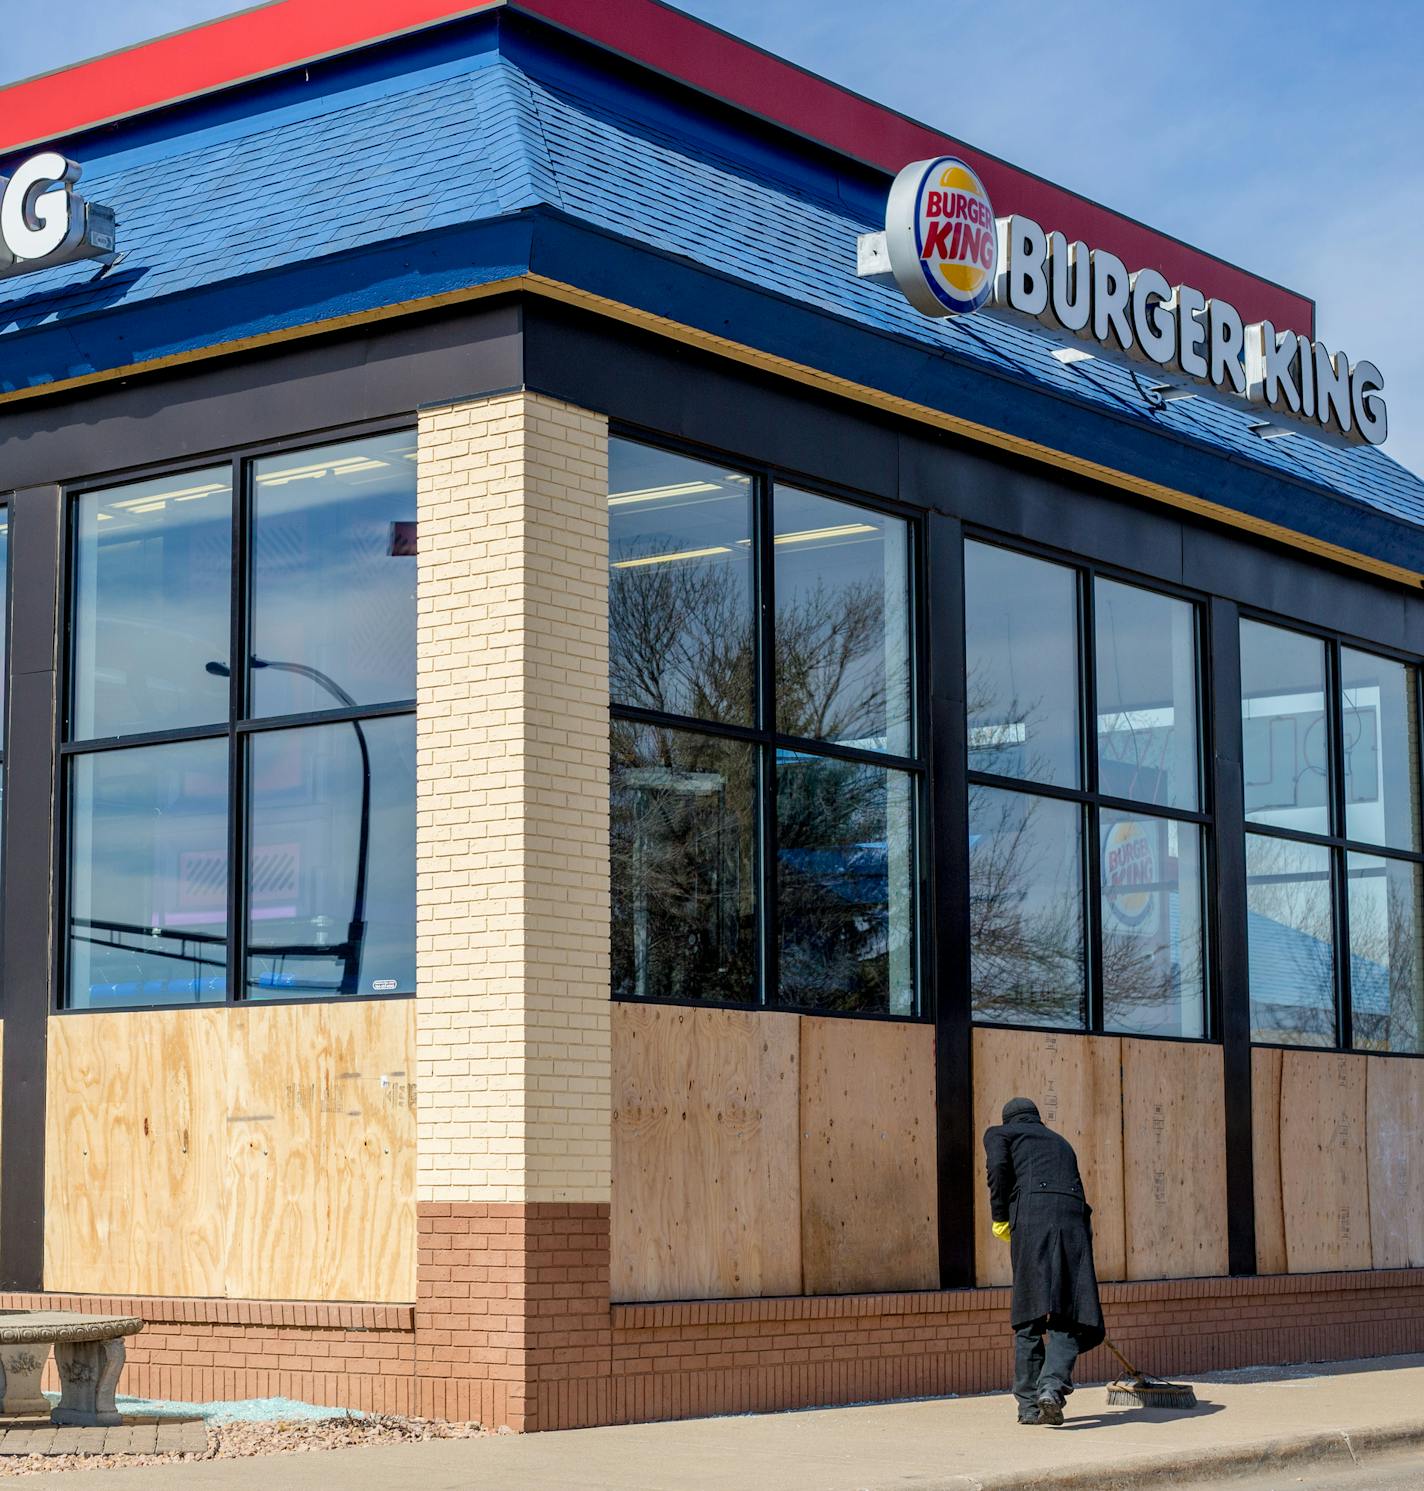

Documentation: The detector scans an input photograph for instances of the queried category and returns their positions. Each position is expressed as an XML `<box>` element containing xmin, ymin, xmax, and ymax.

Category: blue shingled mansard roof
<box><xmin>3</xmin><ymin>12</ymin><xmax>1423</xmax><ymax>573</ymax></box>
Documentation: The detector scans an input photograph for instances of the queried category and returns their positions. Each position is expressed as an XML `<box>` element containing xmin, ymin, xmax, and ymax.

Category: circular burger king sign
<box><xmin>884</xmin><ymin>156</ymin><xmax>997</xmax><ymax>318</ymax></box>
<box><xmin>1102</xmin><ymin>818</ymin><xmax>1159</xmax><ymax>934</ymax></box>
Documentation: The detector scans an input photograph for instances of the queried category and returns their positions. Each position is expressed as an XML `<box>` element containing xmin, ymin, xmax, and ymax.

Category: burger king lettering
<box><xmin>860</xmin><ymin>161</ymin><xmax>1387</xmax><ymax>448</ymax></box>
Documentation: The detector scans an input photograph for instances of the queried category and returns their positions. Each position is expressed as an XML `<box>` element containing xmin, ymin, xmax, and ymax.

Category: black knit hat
<box><xmin>1002</xmin><ymin>1096</ymin><xmax>1041</xmax><ymax>1123</ymax></box>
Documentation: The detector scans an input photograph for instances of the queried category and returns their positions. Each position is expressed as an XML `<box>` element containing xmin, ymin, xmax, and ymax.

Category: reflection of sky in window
<box><xmin>72</xmin><ymin>468</ymin><xmax>232</xmax><ymax>739</ymax></box>
<box><xmin>1246</xmin><ymin>833</ymin><xmax>1335</xmax><ymax>1045</ymax></box>
<box><xmin>246</xmin><ymin>716</ymin><xmax>416</xmax><ymax>998</ymax></box>
<box><xmin>67</xmin><ymin>738</ymin><xmax>229</xmax><ymax>1009</ymax></box>
<box><xmin>774</xmin><ymin>487</ymin><xmax>911</xmax><ymax>757</ymax></box>
<box><xmin>1094</xmin><ymin>578</ymin><xmax>1199</xmax><ymax>811</ymax></box>
<box><xmin>1347</xmin><ymin>853</ymin><xmax>1423</xmax><ymax>1053</ymax></box>
<box><xmin>1341</xmin><ymin>648</ymin><xmax>1419</xmax><ymax>852</ymax></box>
<box><xmin>252</xmin><ymin>432</ymin><xmax>418</xmax><ymax>716</ymax></box>
<box><xmin>968</xmin><ymin>785</ymin><xmax>1085</xmax><ymax>1028</ymax></box>
<box><xmin>608</xmin><ymin>438</ymin><xmax>754</xmax><ymax>724</ymax></box>
<box><xmin>1241</xmin><ymin>620</ymin><xmax>1329</xmax><ymax>835</ymax></box>
<box><xmin>965</xmin><ymin>542</ymin><xmax>1079</xmax><ymax>788</ymax></box>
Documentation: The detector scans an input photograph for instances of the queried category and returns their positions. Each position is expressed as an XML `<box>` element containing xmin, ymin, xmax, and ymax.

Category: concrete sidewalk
<box><xmin>23</xmin><ymin>1354</ymin><xmax>1424</xmax><ymax>1490</ymax></box>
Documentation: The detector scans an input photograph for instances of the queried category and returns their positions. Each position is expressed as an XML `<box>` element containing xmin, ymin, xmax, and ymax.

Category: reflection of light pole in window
<box><xmin>207</xmin><ymin>657</ymin><xmax>370</xmax><ymax>996</ymax></box>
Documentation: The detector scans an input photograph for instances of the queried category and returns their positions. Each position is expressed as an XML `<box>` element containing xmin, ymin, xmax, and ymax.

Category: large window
<box><xmin>62</xmin><ymin>431</ymin><xmax>417</xmax><ymax>1010</ymax></box>
<box><xmin>609</xmin><ymin>437</ymin><xmax>921</xmax><ymax>1016</ymax></box>
<box><xmin>1243</xmin><ymin>620</ymin><xmax>1424</xmax><ymax>1052</ymax></box>
<box><xmin>966</xmin><ymin>542</ymin><xmax>1208</xmax><ymax>1037</ymax></box>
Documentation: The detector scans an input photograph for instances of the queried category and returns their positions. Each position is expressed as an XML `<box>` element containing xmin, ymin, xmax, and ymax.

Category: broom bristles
<box><xmin>1106</xmin><ymin>1380</ymin><xmax>1198</xmax><ymax>1410</ymax></box>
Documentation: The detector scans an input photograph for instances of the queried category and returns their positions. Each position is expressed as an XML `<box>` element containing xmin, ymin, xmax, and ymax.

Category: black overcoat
<box><xmin>983</xmin><ymin>1113</ymin><xmax>1105</xmax><ymax>1345</ymax></box>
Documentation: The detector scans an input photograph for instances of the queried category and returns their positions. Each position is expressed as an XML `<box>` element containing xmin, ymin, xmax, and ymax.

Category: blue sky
<box><xmin>7</xmin><ymin>1</ymin><xmax>1423</xmax><ymax>477</ymax></box>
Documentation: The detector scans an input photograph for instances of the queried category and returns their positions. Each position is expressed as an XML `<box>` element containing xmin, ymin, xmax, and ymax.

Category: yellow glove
<box><xmin>992</xmin><ymin>1220</ymin><xmax>1011</xmax><ymax>1243</ymax></box>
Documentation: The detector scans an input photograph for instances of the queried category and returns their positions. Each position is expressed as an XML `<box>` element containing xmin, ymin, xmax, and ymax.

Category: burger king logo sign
<box><xmin>883</xmin><ymin>156</ymin><xmax>997</xmax><ymax>318</ymax></box>
<box><xmin>1102</xmin><ymin>818</ymin><xmax>1160</xmax><ymax>935</ymax></box>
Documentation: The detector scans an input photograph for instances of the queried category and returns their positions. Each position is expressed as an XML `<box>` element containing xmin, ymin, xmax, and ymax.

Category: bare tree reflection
<box><xmin>1246</xmin><ymin>836</ymin><xmax>1337</xmax><ymax>1045</ymax></box>
<box><xmin>610</xmin><ymin>554</ymin><xmax>902</xmax><ymax>1009</ymax></box>
<box><xmin>968</xmin><ymin>785</ymin><xmax>1084</xmax><ymax>1026</ymax></box>
<box><xmin>611</xmin><ymin>720</ymin><xmax>756</xmax><ymax>1004</ymax></box>
<box><xmin>1347</xmin><ymin>862</ymin><xmax>1423</xmax><ymax>1053</ymax></box>
<box><xmin>775</xmin><ymin>577</ymin><xmax>887</xmax><ymax>744</ymax></box>
<box><xmin>610</xmin><ymin>547</ymin><xmax>755</xmax><ymax>723</ymax></box>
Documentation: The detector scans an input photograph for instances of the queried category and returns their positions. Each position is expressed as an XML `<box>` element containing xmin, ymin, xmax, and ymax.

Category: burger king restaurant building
<box><xmin>0</xmin><ymin>0</ymin><xmax>1420</xmax><ymax>1432</ymax></box>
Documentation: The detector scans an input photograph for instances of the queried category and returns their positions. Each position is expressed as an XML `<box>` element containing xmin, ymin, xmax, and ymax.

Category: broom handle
<box><xmin>1104</xmin><ymin>1338</ymin><xmax>1142</xmax><ymax>1378</ymax></box>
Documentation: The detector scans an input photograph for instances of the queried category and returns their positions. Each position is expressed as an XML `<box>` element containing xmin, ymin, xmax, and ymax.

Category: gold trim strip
<box><xmin>1</xmin><ymin>271</ymin><xmax>1416</xmax><ymax>589</ymax></box>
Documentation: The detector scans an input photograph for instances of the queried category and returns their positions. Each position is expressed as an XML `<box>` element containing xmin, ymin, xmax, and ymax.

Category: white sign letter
<box><xmin>1207</xmin><ymin>299</ymin><xmax>1246</xmax><ymax>394</ymax></box>
<box><xmin>1245</xmin><ymin>321</ymin><xmax>1301</xmax><ymax>413</ymax></box>
<box><xmin>1351</xmin><ymin>361</ymin><xmax>1387</xmax><ymax>446</ymax></box>
<box><xmin>1129</xmin><ymin>268</ymin><xmax>1175</xmax><ymax>365</ymax></box>
<box><xmin>1090</xmin><ymin>249</ymin><xmax>1133</xmax><ymax>352</ymax></box>
<box><xmin>996</xmin><ymin>215</ymin><xmax>1048</xmax><ymax>317</ymax></box>
<box><xmin>0</xmin><ymin>151</ymin><xmax>81</xmax><ymax>263</ymax></box>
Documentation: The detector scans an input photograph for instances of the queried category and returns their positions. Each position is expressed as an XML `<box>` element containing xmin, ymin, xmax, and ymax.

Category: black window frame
<box><xmin>608</xmin><ymin>425</ymin><xmax>930</xmax><ymax>1023</ymax></box>
<box><xmin>964</xmin><ymin>530</ymin><xmax>1217</xmax><ymax>1044</ymax></box>
<box><xmin>53</xmin><ymin>416</ymin><xmax>418</xmax><ymax>1016</ymax></box>
<box><xmin>1240</xmin><ymin>608</ymin><xmax>1424</xmax><ymax>1055</ymax></box>
<box><xmin>0</xmin><ymin>500</ymin><xmax>10</xmax><ymax>1000</ymax></box>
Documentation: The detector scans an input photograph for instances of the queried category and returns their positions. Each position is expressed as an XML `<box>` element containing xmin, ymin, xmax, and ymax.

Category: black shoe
<box><xmin>1017</xmin><ymin>1409</ymin><xmax>1041</xmax><ymax>1426</ymax></box>
<box><xmin>1037</xmin><ymin>1390</ymin><xmax>1065</xmax><ymax>1427</ymax></box>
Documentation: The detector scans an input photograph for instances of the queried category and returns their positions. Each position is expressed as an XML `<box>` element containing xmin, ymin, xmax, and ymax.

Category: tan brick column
<box><xmin>414</xmin><ymin>391</ymin><xmax>612</xmax><ymax>1429</ymax></box>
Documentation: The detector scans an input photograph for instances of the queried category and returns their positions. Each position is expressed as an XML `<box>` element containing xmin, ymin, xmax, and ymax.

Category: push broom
<box><xmin>1103</xmin><ymin>1339</ymin><xmax>1198</xmax><ymax>1409</ymax></box>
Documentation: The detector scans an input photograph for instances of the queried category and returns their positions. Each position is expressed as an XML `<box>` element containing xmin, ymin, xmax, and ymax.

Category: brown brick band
<box><xmin>9</xmin><ymin>1212</ymin><xmax>1422</xmax><ymax>1430</ymax></box>
<box><xmin>605</xmin><ymin>1268</ymin><xmax>1424</xmax><ymax>1430</ymax></box>
<box><xmin>0</xmin><ymin>1292</ymin><xmax>417</xmax><ymax>1413</ymax></box>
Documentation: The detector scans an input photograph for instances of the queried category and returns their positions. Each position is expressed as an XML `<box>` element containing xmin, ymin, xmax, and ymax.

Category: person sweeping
<box><xmin>983</xmin><ymin>1096</ymin><xmax>1105</xmax><ymax>1427</ymax></box>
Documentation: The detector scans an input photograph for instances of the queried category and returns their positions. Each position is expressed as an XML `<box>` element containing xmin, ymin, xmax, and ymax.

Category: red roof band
<box><xmin>0</xmin><ymin>0</ymin><xmax>1313</xmax><ymax>335</ymax></box>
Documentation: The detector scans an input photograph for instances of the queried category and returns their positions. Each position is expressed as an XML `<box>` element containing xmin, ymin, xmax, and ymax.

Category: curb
<box><xmin>941</xmin><ymin>1419</ymin><xmax>1424</xmax><ymax>1491</ymax></box>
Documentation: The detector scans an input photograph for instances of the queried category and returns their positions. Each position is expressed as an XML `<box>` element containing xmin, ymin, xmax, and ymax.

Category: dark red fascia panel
<box><xmin>0</xmin><ymin>0</ymin><xmax>1313</xmax><ymax>334</ymax></box>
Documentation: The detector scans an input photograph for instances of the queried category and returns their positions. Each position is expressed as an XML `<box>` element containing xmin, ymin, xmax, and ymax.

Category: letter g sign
<box><xmin>0</xmin><ymin>152</ymin><xmax>115</xmax><ymax>279</ymax></box>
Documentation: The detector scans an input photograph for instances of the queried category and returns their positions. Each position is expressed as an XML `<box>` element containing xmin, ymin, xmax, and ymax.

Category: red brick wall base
<box><xmin>10</xmin><ymin>1260</ymin><xmax>1423</xmax><ymax>1431</ymax></box>
<box><xmin>604</xmin><ymin>1269</ymin><xmax>1424</xmax><ymax>1429</ymax></box>
<box><xmin>0</xmin><ymin>1293</ymin><xmax>416</xmax><ymax>1414</ymax></box>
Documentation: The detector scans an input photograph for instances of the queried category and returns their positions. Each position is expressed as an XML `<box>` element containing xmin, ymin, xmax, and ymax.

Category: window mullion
<box><xmin>228</xmin><ymin>455</ymin><xmax>248</xmax><ymax>1007</ymax></box>
<box><xmin>757</xmin><ymin>473</ymin><xmax>776</xmax><ymax>1009</ymax></box>
<box><xmin>1328</xmin><ymin>642</ymin><xmax>1353</xmax><ymax>1048</ymax></box>
<box><xmin>1083</xmin><ymin>572</ymin><xmax>1104</xmax><ymax>1035</ymax></box>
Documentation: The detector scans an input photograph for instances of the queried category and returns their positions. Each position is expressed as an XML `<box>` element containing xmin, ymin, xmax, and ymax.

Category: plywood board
<box><xmin>46</xmin><ymin>1001</ymin><xmax>416</xmax><ymax>1303</ymax></box>
<box><xmin>1121</xmin><ymin>1040</ymin><xmax>1228</xmax><ymax>1280</ymax></box>
<box><xmin>799</xmin><ymin>1018</ymin><xmax>938</xmax><ymax>1295</ymax></box>
<box><xmin>223</xmin><ymin>1000</ymin><xmax>417</xmax><ymax>1302</ymax></box>
<box><xmin>1366</xmin><ymin>1056</ymin><xmax>1424</xmax><ymax>1269</ymax></box>
<box><xmin>1279</xmin><ymin>1050</ymin><xmax>1372</xmax><ymax>1272</ymax></box>
<box><xmin>971</xmin><ymin>1029</ymin><xmax>1126</xmax><ymax>1286</ymax></box>
<box><xmin>611</xmin><ymin>1003</ymin><xmax>802</xmax><ymax>1303</ymax></box>
<box><xmin>46</xmin><ymin>1009</ymin><xmax>228</xmax><ymax>1297</ymax></box>
<box><xmin>1251</xmin><ymin>1047</ymin><xmax>1288</xmax><ymax>1275</ymax></box>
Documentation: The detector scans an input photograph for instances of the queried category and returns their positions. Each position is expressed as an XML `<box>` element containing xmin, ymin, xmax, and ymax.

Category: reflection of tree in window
<box><xmin>776</xmin><ymin>577</ymin><xmax>888</xmax><ymax>746</ymax></box>
<box><xmin>610</xmin><ymin>722</ymin><xmax>755</xmax><ymax>1005</ymax></box>
<box><xmin>778</xmin><ymin>755</ymin><xmax>913</xmax><ymax>1015</ymax></box>
<box><xmin>1347</xmin><ymin>855</ymin><xmax>1424</xmax><ymax>1053</ymax></box>
<box><xmin>1099</xmin><ymin>815</ymin><xmax>1205</xmax><ymax>1038</ymax></box>
<box><xmin>966</xmin><ymin>663</ymin><xmax>1064</xmax><ymax>785</ymax></box>
<box><xmin>964</xmin><ymin>543</ymin><xmax>1079</xmax><ymax>788</ymax></box>
<box><xmin>968</xmin><ymin>785</ymin><xmax>1084</xmax><ymax>1028</ymax></box>
<box><xmin>1246</xmin><ymin>835</ymin><xmax>1336</xmax><ymax>1046</ymax></box>
<box><xmin>610</xmin><ymin>551</ymin><xmax>753</xmax><ymax>724</ymax></box>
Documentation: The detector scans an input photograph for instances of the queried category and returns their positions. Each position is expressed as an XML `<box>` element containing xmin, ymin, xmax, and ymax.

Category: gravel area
<box><xmin>0</xmin><ymin>1412</ymin><xmax>487</xmax><ymax>1476</ymax></box>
